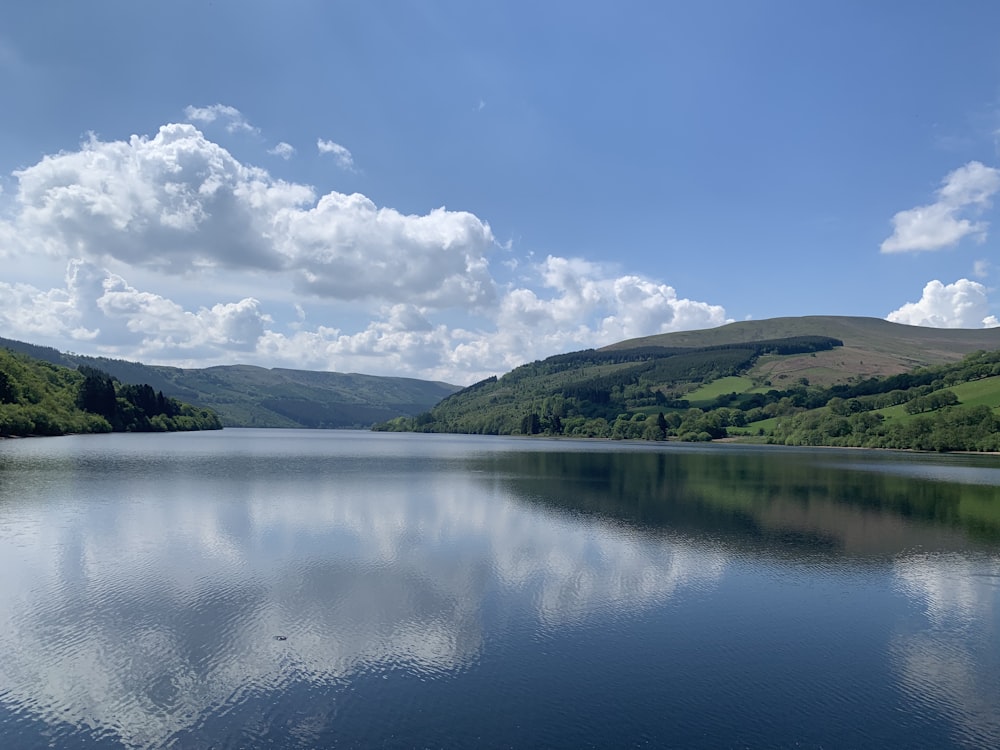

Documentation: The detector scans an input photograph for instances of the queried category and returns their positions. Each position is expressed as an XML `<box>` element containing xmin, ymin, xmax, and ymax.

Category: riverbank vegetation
<box><xmin>0</xmin><ymin>349</ymin><xmax>222</xmax><ymax>437</ymax></box>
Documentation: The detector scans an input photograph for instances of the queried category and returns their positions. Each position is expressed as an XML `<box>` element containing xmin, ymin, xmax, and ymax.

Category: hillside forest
<box><xmin>0</xmin><ymin>349</ymin><xmax>222</xmax><ymax>437</ymax></box>
<box><xmin>375</xmin><ymin>337</ymin><xmax>1000</xmax><ymax>453</ymax></box>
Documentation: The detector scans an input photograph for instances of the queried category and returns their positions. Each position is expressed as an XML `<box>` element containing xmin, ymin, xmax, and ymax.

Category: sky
<box><xmin>2</xmin><ymin>1</ymin><xmax>1000</xmax><ymax>385</ymax></box>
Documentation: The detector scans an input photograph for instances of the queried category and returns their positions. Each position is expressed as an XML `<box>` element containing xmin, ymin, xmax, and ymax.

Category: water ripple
<box><xmin>1</xmin><ymin>432</ymin><xmax>998</xmax><ymax>748</ymax></box>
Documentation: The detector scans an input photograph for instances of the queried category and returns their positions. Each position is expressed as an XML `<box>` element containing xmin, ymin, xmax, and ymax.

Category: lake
<box><xmin>1</xmin><ymin>429</ymin><xmax>999</xmax><ymax>749</ymax></box>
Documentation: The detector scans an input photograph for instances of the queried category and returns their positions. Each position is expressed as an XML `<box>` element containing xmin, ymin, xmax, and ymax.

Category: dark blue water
<box><xmin>1</xmin><ymin>429</ymin><xmax>998</xmax><ymax>748</ymax></box>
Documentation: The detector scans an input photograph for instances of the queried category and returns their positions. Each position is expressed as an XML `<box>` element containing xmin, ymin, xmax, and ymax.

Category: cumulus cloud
<box><xmin>0</xmin><ymin>121</ymin><xmax>730</xmax><ymax>382</ymax></box>
<box><xmin>0</xmin><ymin>279</ymin><xmax>89</xmax><ymax>341</ymax></box>
<box><xmin>268</xmin><ymin>141</ymin><xmax>296</xmax><ymax>160</ymax></box>
<box><xmin>6</xmin><ymin>124</ymin><xmax>495</xmax><ymax>307</ymax></box>
<box><xmin>99</xmin><ymin>278</ymin><xmax>270</xmax><ymax>355</ymax></box>
<box><xmin>368</xmin><ymin>256</ymin><xmax>732</xmax><ymax>379</ymax></box>
<box><xmin>498</xmin><ymin>255</ymin><xmax>729</xmax><ymax>349</ymax></box>
<box><xmin>881</xmin><ymin>161</ymin><xmax>1000</xmax><ymax>253</ymax></box>
<box><xmin>0</xmin><ymin>260</ymin><xmax>271</xmax><ymax>360</ymax></box>
<box><xmin>886</xmin><ymin>279</ymin><xmax>1000</xmax><ymax>328</ymax></box>
<box><xmin>0</xmin><ymin>255</ymin><xmax>729</xmax><ymax>383</ymax></box>
<box><xmin>10</xmin><ymin>125</ymin><xmax>306</xmax><ymax>272</ymax></box>
<box><xmin>183</xmin><ymin>103</ymin><xmax>258</xmax><ymax>134</ymax></box>
<box><xmin>317</xmin><ymin>138</ymin><xmax>355</xmax><ymax>170</ymax></box>
<box><xmin>280</xmin><ymin>195</ymin><xmax>496</xmax><ymax>307</ymax></box>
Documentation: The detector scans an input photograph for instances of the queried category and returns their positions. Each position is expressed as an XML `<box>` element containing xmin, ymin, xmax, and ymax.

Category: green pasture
<box><xmin>870</xmin><ymin>376</ymin><xmax>1000</xmax><ymax>425</ymax></box>
<box><xmin>685</xmin><ymin>376</ymin><xmax>759</xmax><ymax>405</ymax></box>
<box><xmin>948</xmin><ymin>375</ymin><xmax>1000</xmax><ymax>410</ymax></box>
<box><xmin>731</xmin><ymin>375</ymin><xmax>1000</xmax><ymax>439</ymax></box>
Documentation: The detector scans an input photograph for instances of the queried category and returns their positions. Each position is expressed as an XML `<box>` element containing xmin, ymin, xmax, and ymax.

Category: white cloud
<box><xmin>500</xmin><ymin>255</ymin><xmax>729</xmax><ymax>346</ymax></box>
<box><xmin>0</xmin><ymin>280</ymin><xmax>85</xmax><ymax>340</ymax></box>
<box><xmin>5</xmin><ymin>124</ymin><xmax>495</xmax><ymax>308</ymax></box>
<box><xmin>0</xmin><ymin>121</ymin><xmax>731</xmax><ymax>383</ymax></box>
<box><xmin>886</xmin><ymin>279</ymin><xmax>1000</xmax><ymax>328</ymax></box>
<box><xmin>397</xmin><ymin>256</ymin><xmax>732</xmax><ymax>378</ymax></box>
<box><xmin>0</xmin><ymin>255</ymin><xmax>729</xmax><ymax>383</ymax></box>
<box><xmin>974</xmin><ymin>259</ymin><xmax>991</xmax><ymax>278</ymax></box>
<box><xmin>317</xmin><ymin>138</ymin><xmax>355</xmax><ymax>170</ymax></box>
<box><xmin>10</xmin><ymin>124</ymin><xmax>306</xmax><ymax>273</ymax></box>
<box><xmin>183</xmin><ymin>103</ymin><xmax>258</xmax><ymax>134</ymax></box>
<box><xmin>280</xmin><ymin>195</ymin><xmax>496</xmax><ymax>307</ymax></box>
<box><xmin>268</xmin><ymin>141</ymin><xmax>296</xmax><ymax>160</ymax></box>
<box><xmin>881</xmin><ymin>161</ymin><xmax>1000</xmax><ymax>253</ymax></box>
<box><xmin>0</xmin><ymin>260</ymin><xmax>272</xmax><ymax>360</ymax></box>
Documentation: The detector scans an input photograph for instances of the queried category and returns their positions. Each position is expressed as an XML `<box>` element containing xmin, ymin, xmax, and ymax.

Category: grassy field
<box><xmin>730</xmin><ymin>416</ymin><xmax>779</xmax><ymax>436</ymax></box>
<box><xmin>685</xmin><ymin>376</ymin><xmax>760</xmax><ymax>405</ymax></box>
<box><xmin>948</xmin><ymin>375</ymin><xmax>1000</xmax><ymax>409</ymax></box>
<box><xmin>728</xmin><ymin>374</ymin><xmax>1000</xmax><ymax>438</ymax></box>
<box><xmin>867</xmin><ymin>376</ymin><xmax>1000</xmax><ymax>426</ymax></box>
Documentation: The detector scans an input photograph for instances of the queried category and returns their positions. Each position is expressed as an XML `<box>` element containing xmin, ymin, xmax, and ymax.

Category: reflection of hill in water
<box><xmin>2</xmin><ymin>433</ymin><xmax>998</xmax><ymax>749</ymax></box>
<box><xmin>472</xmin><ymin>447</ymin><xmax>1000</xmax><ymax>558</ymax></box>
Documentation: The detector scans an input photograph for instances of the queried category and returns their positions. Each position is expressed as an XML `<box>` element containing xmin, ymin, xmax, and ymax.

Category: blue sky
<box><xmin>2</xmin><ymin>1</ymin><xmax>1000</xmax><ymax>384</ymax></box>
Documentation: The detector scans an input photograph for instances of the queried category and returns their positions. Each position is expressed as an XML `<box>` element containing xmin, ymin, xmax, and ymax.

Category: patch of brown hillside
<box><xmin>750</xmin><ymin>346</ymin><xmax>928</xmax><ymax>388</ymax></box>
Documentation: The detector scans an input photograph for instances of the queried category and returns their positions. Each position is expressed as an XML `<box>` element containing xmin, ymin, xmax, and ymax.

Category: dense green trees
<box><xmin>0</xmin><ymin>350</ymin><xmax>221</xmax><ymax>437</ymax></box>
<box><xmin>771</xmin><ymin>403</ymin><xmax>1000</xmax><ymax>452</ymax></box>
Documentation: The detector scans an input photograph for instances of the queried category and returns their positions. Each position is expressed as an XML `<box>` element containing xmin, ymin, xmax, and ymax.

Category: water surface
<box><xmin>1</xmin><ymin>430</ymin><xmax>998</xmax><ymax>748</ymax></box>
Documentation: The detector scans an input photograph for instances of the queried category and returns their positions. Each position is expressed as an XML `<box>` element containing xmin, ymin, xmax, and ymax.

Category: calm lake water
<box><xmin>1</xmin><ymin>429</ymin><xmax>999</xmax><ymax>749</ymax></box>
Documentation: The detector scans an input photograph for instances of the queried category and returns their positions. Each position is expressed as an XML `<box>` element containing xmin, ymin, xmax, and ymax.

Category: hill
<box><xmin>605</xmin><ymin>316</ymin><xmax>1000</xmax><ymax>387</ymax></box>
<box><xmin>375</xmin><ymin>316</ymin><xmax>1000</xmax><ymax>451</ymax></box>
<box><xmin>0</xmin><ymin>337</ymin><xmax>460</xmax><ymax>428</ymax></box>
<box><xmin>0</xmin><ymin>348</ymin><xmax>221</xmax><ymax>437</ymax></box>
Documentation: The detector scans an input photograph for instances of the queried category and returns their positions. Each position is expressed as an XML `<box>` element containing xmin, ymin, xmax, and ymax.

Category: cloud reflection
<box><xmin>0</xmin><ymin>458</ymin><xmax>725</xmax><ymax>748</ymax></box>
<box><xmin>892</xmin><ymin>554</ymin><xmax>1000</xmax><ymax>748</ymax></box>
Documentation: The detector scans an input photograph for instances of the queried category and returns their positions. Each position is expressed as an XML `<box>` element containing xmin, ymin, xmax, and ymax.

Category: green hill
<box><xmin>376</xmin><ymin>316</ymin><xmax>1000</xmax><ymax>451</ymax></box>
<box><xmin>0</xmin><ymin>349</ymin><xmax>221</xmax><ymax>437</ymax></box>
<box><xmin>0</xmin><ymin>337</ymin><xmax>460</xmax><ymax>428</ymax></box>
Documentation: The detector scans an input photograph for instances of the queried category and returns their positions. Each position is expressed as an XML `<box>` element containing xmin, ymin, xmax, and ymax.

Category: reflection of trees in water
<box><xmin>475</xmin><ymin>448</ymin><xmax>1000</xmax><ymax>557</ymax></box>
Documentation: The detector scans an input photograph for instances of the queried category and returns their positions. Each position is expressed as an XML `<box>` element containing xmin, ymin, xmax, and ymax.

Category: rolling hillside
<box><xmin>0</xmin><ymin>337</ymin><xmax>460</xmax><ymax>428</ymax></box>
<box><xmin>0</xmin><ymin>348</ymin><xmax>221</xmax><ymax>437</ymax></box>
<box><xmin>376</xmin><ymin>316</ymin><xmax>1000</xmax><ymax>448</ymax></box>
<box><xmin>606</xmin><ymin>316</ymin><xmax>1000</xmax><ymax>387</ymax></box>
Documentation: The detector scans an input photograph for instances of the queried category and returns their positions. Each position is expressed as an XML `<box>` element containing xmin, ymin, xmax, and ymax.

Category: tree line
<box><xmin>0</xmin><ymin>350</ymin><xmax>221</xmax><ymax>437</ymax></box>
<box><xmin>375</xmin><ymin>346</ymin><xmax>1000</xmax><ymax>452</ymax></box>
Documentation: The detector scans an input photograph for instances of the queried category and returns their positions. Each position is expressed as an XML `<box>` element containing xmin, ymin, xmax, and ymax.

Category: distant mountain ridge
<box><xmin>0</xmin><ymin>337</ymin><xmax>461</xmax><ymax>428</ymax></box>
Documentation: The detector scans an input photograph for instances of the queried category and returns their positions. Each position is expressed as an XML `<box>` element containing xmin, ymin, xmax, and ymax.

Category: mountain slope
<box><xmin>376</xmin><ymin>316</ymin><xmax>1000</xmax><ymax>439</ymax></box>
<box><xmin>605</xmin><ymin>316</ymin><xmax>1000</xmax><ymax>387</ymax></box>
<box><xmin>0</xmin><ymin>348</ymin><xmax>221</xmax><ymax>436</ymax></box>
<box><xmin>605</xmin><ymin>316</ymin><xmax>1000</xmax><ymax>356</ymax></box>
<box><xmin>0</xmin><ymin>337</ymin><xmax>460</xmax><ymax>428</ymax></box>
